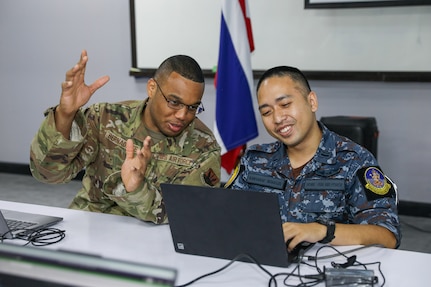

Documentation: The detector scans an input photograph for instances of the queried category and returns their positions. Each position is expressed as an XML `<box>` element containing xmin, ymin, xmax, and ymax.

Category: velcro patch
<box><xmin>245</xmin><ymin>172</ymin><xmax>286</xmax><ymax>190</ymax></box>
<box><xmin>201</xmin><ymin>168</ymin><xmax>219</xmax><ymax>186</ymax></box>
<box><xmin>304</xmin><ymin>179</ymin><xmax>345</xmax><ymax>191</ymax></box>
<box><xmin>357</xmin><ymin>166</ymin><xmax>395</xmax><ymax>201</ymax></box>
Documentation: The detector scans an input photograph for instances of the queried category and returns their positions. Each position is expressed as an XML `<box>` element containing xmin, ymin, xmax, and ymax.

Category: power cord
<box><xmin>174</xmin><ymin>245</ymin><xmax>386</xmax><ymax>287</ymax></box>
<box><xmin>1</xmin><ymin>228</ymin><xmax>66</xmax><ymax>246</ymax></box>
<box><xmin>310</xmin><ymin>245</ymin><xmax>385</xmax><ymax>287</ymax></box>
<box><xmin>269</xmin><ymin>250</ymin><xmax>325</xmax><ymax>287</ymax></box>
<box><xmin>21</xmin><ymin>228</ymin><xmax>66</xmax><ymax>246</ymax></box>
<box><xmin>306</xmin><ymin>244</ymin><xmax>384</xmax><ymax>261</ymax></box>
<box><xmin>175</xmin><ymin>253</ymin><xmax>274</xmax><ymax>287</ymax></box>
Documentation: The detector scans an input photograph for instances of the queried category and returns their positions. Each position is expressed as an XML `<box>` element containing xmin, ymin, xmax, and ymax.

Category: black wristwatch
<box><xmin>316</xmin><ymin>218</ymin><xmax>336</xmax><ymax>244</ymax></box>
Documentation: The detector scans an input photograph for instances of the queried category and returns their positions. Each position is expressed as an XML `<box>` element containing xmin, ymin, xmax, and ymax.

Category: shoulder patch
<box><xmin>357</xmin><ymin>166</ymin><xmax>395</xmax><ymax>201</ymax></box>
<box><xmin>224</xmin><ymin>164</ymin><xmax>243</xmax><ymax>188</ymax></box>
<box><xmin>201</xmin><ymin>168</ymin><xmax>219</xmax><ymax>187</ymax></box>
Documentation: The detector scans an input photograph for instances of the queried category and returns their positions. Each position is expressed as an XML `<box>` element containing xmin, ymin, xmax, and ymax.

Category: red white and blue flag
<box><xmin>214</xmin><ymin>0</ymin><xmax>258</xmax><ymax>174</ymax></box>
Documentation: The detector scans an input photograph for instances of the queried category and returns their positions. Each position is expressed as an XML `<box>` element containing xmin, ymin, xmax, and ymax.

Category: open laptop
<box><xmin>0</xmin><ymin>209</ymin><xmax>63</xmax><ymax>239</ymax></box>
<box><xmin>161</xmin><ymin>183</ymin><xmax>314</xmax><ymax>268</ymax></box>
<box><xmin>0</xmin><ymin>243</ymin><xmax>177</xmax><ymax>287</ymax></box>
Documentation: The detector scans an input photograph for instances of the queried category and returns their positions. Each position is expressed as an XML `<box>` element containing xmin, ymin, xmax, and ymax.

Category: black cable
<box><xmin>175</xmin><ymin>253</ymin><xmax>274</xmax><ymax>287</ymax></box>
<box><xmin>17</xmin><ymin>228</ymin><xmax>66</xmax><ymax>246</ymax></box>
<box><xmin>352</xmin><ymin>259</ymin><xmax>386</xmax><ymax>287</ymax></box>
<box><xmin>312</xmin><ymin>245</ymin><xmax>386</xmax><ymax>287</ymax></box>
<box><xmin>269</xmin><ymin>251</ymin><xmax>325</xmax><ymax>287</ymax></box>
<box><xmin>175</xmin><ymin>245</ymin><xmax>386</xmax><ymax>287</ymax></box>
<box><xmin>306</xmin><ymin>244</ymin><xmax>384</xmax><ymax>261</ymax></box>
<box><xmin>0</xmin><ymin>230</ymin><xmax>15</xmax><ymax>241</ymax></box>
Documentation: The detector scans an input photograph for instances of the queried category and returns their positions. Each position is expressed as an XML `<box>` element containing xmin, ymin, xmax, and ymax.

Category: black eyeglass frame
<box><xmin>153</xmin><ymin>79</ymin><xmax>205</xmax><ymax>115</ymax></box>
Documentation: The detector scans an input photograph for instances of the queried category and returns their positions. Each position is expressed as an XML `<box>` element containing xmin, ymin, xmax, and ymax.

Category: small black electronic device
<box><xmin>286</xmin><ymin>239</ymin><xmax>314</xmax><ymax>262</ymax></box>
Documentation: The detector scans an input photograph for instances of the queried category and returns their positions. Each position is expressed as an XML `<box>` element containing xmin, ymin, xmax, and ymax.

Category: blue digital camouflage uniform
<box><xmin>30</xmin><ymin>99</ymin><xmax>221</xmax><ymax>224</ymax></box>
<box><xmin>228</xmin><ymin>122</ymin><xmax>401</xmax><ymax>247</ymax></box>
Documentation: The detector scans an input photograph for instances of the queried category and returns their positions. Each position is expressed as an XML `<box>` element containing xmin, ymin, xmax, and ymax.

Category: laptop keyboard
<box><xmin>6</xmin><ymin>219</ymin><xmax>37</xmax><ymax>230</ymax></box>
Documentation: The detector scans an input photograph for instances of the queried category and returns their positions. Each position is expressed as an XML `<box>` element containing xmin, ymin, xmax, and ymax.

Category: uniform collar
<box><xmin>314</xmin><ymin>121</ymin><xmax>337</xmax><ymax>165</ymax></box>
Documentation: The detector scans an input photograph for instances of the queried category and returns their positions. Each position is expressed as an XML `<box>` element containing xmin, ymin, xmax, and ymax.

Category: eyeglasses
<box><xmin>153</xmin><ymin>79</ymin><xmax>205</xmax><ymax>115</ymax></box>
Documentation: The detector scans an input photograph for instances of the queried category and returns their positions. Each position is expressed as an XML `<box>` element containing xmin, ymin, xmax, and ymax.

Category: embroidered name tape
<box><xmin>304</xmin><ymin>179</ymin><xmax>345</xmax><ymax>191</ymax></box>
<box><xmin>245</xmin><ymin>172</ymin><xmax>286</xmax><ymax>190</ymax></box>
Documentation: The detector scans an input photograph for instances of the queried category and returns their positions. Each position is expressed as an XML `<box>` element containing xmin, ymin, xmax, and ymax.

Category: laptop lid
<box><xmin>0</xmin><ymin>209</ymin><xmax>63</xmax><ymax>239</ymax></box>
<box><xmin>0</xmin><ymin>243</ymin><xmax>177</xmax><ymax>287</ymax></box>
<box><xmin>161</xmin><ymin>183</ymin><xmax>303</xmax><ymax>268</ymax></box>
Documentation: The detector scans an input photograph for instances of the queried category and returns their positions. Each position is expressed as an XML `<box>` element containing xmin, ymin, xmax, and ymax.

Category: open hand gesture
<box><xmin>121</xmin><ymin>137</ymin><xmax>152</xmax><ymax>192</ymax></box>
<box><xmin>55</xmin><ymin>50</ymin><xmax>110</xmax><ymax>138</ymax></box>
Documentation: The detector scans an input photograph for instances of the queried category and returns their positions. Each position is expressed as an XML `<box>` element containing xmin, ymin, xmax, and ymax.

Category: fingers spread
<box><xmin>89</xmin><ymin>75</ymin><xmax>110</xmax><ymax>94</ymax></box>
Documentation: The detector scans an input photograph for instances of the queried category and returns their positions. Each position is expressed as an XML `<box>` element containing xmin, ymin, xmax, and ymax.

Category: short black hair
<box><xmin>256</xmin><ymin>66</ymin><xmax>311</xmax><ymax>96</ymax></box>
<box><xmin>154</xmin><ymin>55</ymin><xmax>204</xmax><ymax>83</ymax></box>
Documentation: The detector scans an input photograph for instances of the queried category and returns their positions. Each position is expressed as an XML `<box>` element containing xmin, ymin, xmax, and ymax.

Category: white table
<box><xmin>1</xmin><ymin>200</ymin><xmax>429</xmax><ymax>286</ymax></box>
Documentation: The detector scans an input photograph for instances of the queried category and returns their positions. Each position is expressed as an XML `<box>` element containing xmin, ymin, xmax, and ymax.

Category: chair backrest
<box><xmin>320</xmin><ymin>116</ymin><xmax>379</xmax><ymax>159</ymax></box>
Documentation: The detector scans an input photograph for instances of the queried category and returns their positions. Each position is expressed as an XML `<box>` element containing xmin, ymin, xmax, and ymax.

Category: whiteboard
<box><xmin>131</xmin><ymin>0</ymin><xmax>431</xmax><ymax>73</ymax></box>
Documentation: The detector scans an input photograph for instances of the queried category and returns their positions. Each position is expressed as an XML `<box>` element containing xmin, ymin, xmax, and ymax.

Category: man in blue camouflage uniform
<box><xmin>226</xmin><ymin>66</ymin><xmax>400</xmax><ymax>250</ymax></box>
<box><xmin>30</xmin><ymin>50</ymin><xmax>221</xmax><ymax>224</ymax></box>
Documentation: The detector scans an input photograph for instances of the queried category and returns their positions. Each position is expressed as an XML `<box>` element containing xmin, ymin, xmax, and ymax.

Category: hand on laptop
<box><xmin>283</xmin><ymin>222</ymin><xmax>326</xmax><ymax>252</ymax></box>
<box><xmin>121</xmin><ymin>137</ymin><xmax>152</xmax><ymax>192</ymax></box>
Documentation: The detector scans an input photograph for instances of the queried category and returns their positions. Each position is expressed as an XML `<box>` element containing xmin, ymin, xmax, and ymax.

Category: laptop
<box><xmin>161</xmin><ymin>183</ymin><xmax>314</xmax><ymax>268</ymax></box>
<box><xmin>0</xmin><ymin>209</ymin><xmax>63</xmax><ymax>239</ymax></box>
<box><xmin>0</xmin><ymin>243</ymin><xmax>177</xmax><ymax>287</ymax></box>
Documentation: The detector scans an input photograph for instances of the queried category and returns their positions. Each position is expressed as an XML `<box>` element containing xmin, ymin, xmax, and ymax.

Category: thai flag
<box><xmin>214</xmin><ymin>0</ymin><xmax>258</xmax><ymax>174</ymax></box>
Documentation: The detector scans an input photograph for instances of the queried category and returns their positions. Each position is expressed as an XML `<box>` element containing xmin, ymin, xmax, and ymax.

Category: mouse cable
<box><xmin>269</xmin><ymin>251</ymin><xmax>325</xmax><ymax>287</ymax></box>
<box><xmin>175</xmin><ymin>253</ymin><xmax>274</xmax><ymax>287</ymax></box>
<box><xmin>306</xmin><ymin>244</ymin><xmax>384</xmax><ymax>261</ymax></box>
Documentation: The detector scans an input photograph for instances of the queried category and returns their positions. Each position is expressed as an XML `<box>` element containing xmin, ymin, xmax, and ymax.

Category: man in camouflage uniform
<box><xmin>226</xmin><ymin>66</ymin><xmax>400</xmax><ymax>250</ymax></box>
<box><xmin>30</xmin><ymin>50</ymin><xmax>221</xmax><ymax>224</ymax></box>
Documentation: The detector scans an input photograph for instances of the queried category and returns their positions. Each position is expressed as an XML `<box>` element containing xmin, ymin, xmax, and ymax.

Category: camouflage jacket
<box><xmin>229</xmin><ymin>122</ymin><xmax>401</xmax><ymax>247</ymax></box>
<box><xmin>30</xmin><ymin>100</ymin><xmax>221</xmax><ymax>224</ymax></box>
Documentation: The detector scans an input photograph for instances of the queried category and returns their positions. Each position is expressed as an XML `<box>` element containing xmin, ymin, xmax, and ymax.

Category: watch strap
<box><xmin>317</xmin><ymin>219</ymin><xmax>336</xmax><ymax>244</ymax></box>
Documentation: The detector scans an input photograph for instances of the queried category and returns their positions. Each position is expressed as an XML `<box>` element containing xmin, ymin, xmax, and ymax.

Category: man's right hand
<box><xmin>121</xmin><ymin>137</ymin><xmax>152</xmax><ymax>193</ymax></box>
<box><xmin>55</xmin><ymin>50</ymin><xmax>110</xmax><ymax>139</ymax></box>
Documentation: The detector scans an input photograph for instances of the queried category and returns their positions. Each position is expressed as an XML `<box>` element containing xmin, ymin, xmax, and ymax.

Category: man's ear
<box><xmin>147</xmin><ymin>78</ymin><xmax>157</xmax><ymax>98</ymax></box>
<box><xmin>308</xmin><ymin>91</ymin><xmax>318</xmax><ymax>112</ymax></box>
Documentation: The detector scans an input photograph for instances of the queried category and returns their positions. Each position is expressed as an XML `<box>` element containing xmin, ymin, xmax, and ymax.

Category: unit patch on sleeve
<box><xmin>357</xmin><ymin>166</ymin><xmax>396</xmax><ymax>201</ymax></box>
<box><xmin>201</xmin><ymin>168</ymin><xmax>219</xmax><ymax>187</ymax></box>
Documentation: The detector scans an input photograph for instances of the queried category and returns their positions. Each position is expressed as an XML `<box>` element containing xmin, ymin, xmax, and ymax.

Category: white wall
<box><xmin>1</xmin><ymin>0</ymin><xmax>430</xmax><ymax>203</ymax></box>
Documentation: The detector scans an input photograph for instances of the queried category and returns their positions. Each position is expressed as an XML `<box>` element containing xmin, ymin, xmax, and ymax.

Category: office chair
<box><xmin>320</xmin><ymin>116</ymin><xmax>379</xmax><ymax>159</ymax></box>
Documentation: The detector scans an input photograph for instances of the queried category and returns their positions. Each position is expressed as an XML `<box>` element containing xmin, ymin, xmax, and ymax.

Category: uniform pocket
<box><xmin>302</xmin><ymin>190</ymin><xmax>345</xmax><ymax>214</ymax></box>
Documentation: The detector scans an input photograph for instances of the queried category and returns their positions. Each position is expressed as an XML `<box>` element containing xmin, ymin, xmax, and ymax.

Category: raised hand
<box><xmin>121</xmin><ymin>137</ymin><xmax>152</xmax><ymax>192</ymax></box>
<box><xmin>55</xmin><ymin>50</ymin><xmax>110</xmax><ymax>138</ymax></box>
